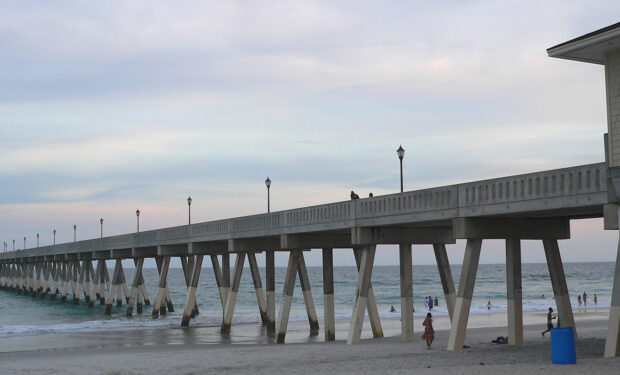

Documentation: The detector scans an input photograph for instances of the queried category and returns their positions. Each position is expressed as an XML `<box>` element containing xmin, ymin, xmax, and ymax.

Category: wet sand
<box><xmin>0</xmin><ymin>308</ymin><xmax>617</xmax><ymax>374</ymax></box>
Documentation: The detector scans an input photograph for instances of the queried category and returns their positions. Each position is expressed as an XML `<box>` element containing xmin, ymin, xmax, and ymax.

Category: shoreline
<box><xmin>0</xmin><ymin>308</ymin><xmax>617</xmax><ymax>375</ymax></box>
<box><xmin>0</xmin><ymin>306</ymin><xmax>610</xmax><ymax>354</ymax></box>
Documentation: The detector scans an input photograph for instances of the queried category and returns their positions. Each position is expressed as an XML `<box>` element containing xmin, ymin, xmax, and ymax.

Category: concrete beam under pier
<box><xmin>351</xmin><ymin>227</ymin><xmax>455</xmax><ymax>245</ymax></box>
<box><xmin>281</xmin><ymin>233</ymin><xmax>351</xmax><ymax>249</ymax></box>
<box><xmin>228</xmin><ymin>238</ymin><xmax>280</xmax><ymax>252</ymax></box>
<box><xmin>453</xmin><ymin>218</ymin><xmax>570</xmax><ymax>239</ymax></box>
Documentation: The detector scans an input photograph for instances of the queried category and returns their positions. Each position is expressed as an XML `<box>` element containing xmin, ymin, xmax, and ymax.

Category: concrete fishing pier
<box><xmin>2</xmin><ymin>23</ymin><xmax>620</xmax><ymax>358</ymax></box>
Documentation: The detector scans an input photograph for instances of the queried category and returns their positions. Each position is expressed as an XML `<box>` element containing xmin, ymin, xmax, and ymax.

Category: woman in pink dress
<box><xmin>422</xmin><ymin>313</ymin><xmax>434</xmax><ymax>349</ymax></box>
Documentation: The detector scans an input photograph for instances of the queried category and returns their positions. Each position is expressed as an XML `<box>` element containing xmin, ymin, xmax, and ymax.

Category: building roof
<box><xmin>547</xmin><ymin>22</ymin><xmax>620</xmax><ymax>64</ymax></box>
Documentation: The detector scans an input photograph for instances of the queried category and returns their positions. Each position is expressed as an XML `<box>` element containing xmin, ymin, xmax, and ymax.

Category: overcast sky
<box><xmin>1</xmin><ymin>1</ymin><xmax>619</xmax><ymax>267</ymax></box>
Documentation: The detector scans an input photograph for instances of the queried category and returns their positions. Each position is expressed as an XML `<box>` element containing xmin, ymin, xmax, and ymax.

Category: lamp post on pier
<box><xmin>37</xmin><ymin>233</ymin><xmax>39</xmax><ymax>248</ymax></box>
<box><xmin>53</xmin><ymin>230</ymin><xmax>56</xmax><ymax>245</ymax></box>
<box><xmin>265</xmin><ymin>177</ymin><xmax>271</xmax><ymax>213</ymax></box>
<box><xmin>73</xmin><ymin>225</ymin><xmax>76</xmax><ymax>242</ymax></box>
<box><xmin>136</xmin><ymin>209</ymin><xmax>140</xmax><ymax>233</ymax></box>
<box><xmin>187</xmin><ymin>196</ymin><xmax>192</xmax><ymax>226</ymax></box>
<box><xmin>23</xmin><ymin>237</ymin><xmax>26</xmax><ymax>250</ymax></box>
<box><xmin>397</xmin><ymin>145</ymin><xmax>405</xmax><ymax>193</ymax></box>
<box><xmin>100</xmin><ymin>218</ymin><xmax>104</xmax><ymax>238</ymax></box>
<box><xmin>12</xmin><ymin>239</ymin><xmax>15</xmax><ymax>251</ymax></box>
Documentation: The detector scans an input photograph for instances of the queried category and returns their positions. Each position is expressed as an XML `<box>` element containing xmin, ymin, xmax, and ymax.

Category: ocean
<box><xmin>0</xmin><ymin>262</ymin><xmax>614</xmax><ymax>338</ymax></box>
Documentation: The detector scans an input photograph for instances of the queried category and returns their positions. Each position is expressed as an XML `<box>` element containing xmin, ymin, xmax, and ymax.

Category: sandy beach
<box><xmin>1</xmin><ymin>308</ymin><xmax>619</xmax><ymax>374</ymax></box>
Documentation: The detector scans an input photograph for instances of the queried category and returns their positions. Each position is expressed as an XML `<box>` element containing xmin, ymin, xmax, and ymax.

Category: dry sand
<box><xmin>1</xmin><ymin>308</ymin><xmax>619</xmax><ymax>374</ymax></box>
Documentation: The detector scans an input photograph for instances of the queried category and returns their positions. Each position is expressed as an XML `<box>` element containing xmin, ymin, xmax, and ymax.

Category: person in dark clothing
<box><xmin>369</xmin><ymin>193</ymin><xmax>373</xmax><ymax>197</ymax></box>
<box><xmin>541</xmin><ymin>307</ymin><xmax>556</xmax><ymax>337</ymax></box>
<box><xmin>350</xmin><ymin>191</ymin><xmax>360</xmax><ymax>200</ymax></box>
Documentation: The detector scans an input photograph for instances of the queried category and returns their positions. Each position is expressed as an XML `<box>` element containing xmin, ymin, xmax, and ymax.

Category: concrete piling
<box><xmin>221</xmin><ymin>253</ymin><xmax>246</xmax><ymax>334</ymax></box>
<box><xmin>543</xmin><ymin>239</ymin><xmax>576</xmax><ymax>338</ymax></box>
<box><xmin>399</xmin><ymin>243</ymin><xmax>414</xmax><ymax>342</ymax></box>
<box><xmin>181</xmin><ymin>255</ymin><xmax>203</xmax><ymax>327</ymax></box>
<box><xmin>447</xmin><ymin>239</ymin><xmax>482</xmax><ymax>351</ymax></box>
<box><xmin>275</xmin><ymin>250</ymin><xmax>301</xmax><ymax>344</ymax></box>
<box><xmin>506</xmin><ymin>239</ymin><xmax>523</xmax><ymax>345</ymax></box>
<box><xmin>347</xmin><ymin>245</ymin><xmax>377</xmax><ymax>345</ymax></box>
<box><xmin>248</xmin><ymin>252</ymin><xmax>268</xmax><ymax>325</ymax></box>
<box><xmin>322</xmin><ymin>248</ymin><xmax>335</xmax><ymax>341</ymax></box>
<box><xmin>266</xmin><ymin>250</ymin><xmax>276</xmax><ymax>338</ymax></box>
<box><xmin>433</xmin><ymin>244</ymin><xmax>456</xmax><ymax>321</ymax></box>
<box><xmin>297</xmin><ymin>252</ymin><xmax>319</xmax><ymax>335</ymax></box>
<box><xmin>353</xmin><ymin>248</ymin><xmax>383</xmax><ymax>338</ymax></box>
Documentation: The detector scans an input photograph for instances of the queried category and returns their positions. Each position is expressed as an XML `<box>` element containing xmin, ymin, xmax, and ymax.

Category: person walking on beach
<box><xmin>583</xmin><ymin>291</ymin><xmax>588</xmax><ymax>307</ymax></box>
<box><xmin>424</xmin><ymin>297</ymin><xmax>429</xmax><ymax>308</ymax></box>
<box><xmin>594</xmin><ymin>294</ymin><xmax>598</xmax><ymax>305</ymax></box>
<box><xmin>578</xmin><ymin>294</ymin><xmax>582</xmax><ymax>307</ymax></box>
<box><xmin>429</xmin><ymin>296</ymin><xmax>434</xmax><ymax>311</ymax></box>
<box><xmin>422</xmin><ymin>313</ymin><xmax>434</xmax><ymax>349</ymax></box>
<box><xmin>541</xmin><ymin>307</ymin><xmax>556</xmax><ymax>337</ymax></box>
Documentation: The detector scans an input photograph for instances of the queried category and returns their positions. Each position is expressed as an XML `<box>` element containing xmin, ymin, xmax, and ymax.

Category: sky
<box><xmin>1</xmin><ymin>1</ymin><xmax>620</xmax><ymax>268</ymax></box>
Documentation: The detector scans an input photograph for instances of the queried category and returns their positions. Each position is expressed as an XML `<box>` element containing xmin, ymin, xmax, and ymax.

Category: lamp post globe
<box><xmin>396</xmin><ymin>145</ymin><xmax>405</xmax><ymax>193</ymax></box>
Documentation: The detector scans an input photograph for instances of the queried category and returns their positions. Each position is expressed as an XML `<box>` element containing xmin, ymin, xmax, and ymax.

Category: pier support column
<box><xmin>83</xmin><ymin>261</ymin><xmax>91</xmax><ymax>302</ymax></box>
<box><xmin>88</xmin><ymin>261</ymin><xmax>100</xmax><ymax>307</ymax></box>
<box><xmin>181</xmin><ymin>256</ymin><xmax>199</xmax><ymax>317</ymax></box>
<box><xmin>181</xmin><ymin>255</ymin><xmax>204</xmax><ymax>327</ymax></box>
<box><xmin>506</xmin><ymin>239</ymin><xmax>523</xmax><ymax>345</ymax></box>
<box><xmin>152</xmin><ymin>256</ymin><xmax>171</xmax><ymax>318</ymax></box>
<box><xmin>354</xmin><ymin>248</ymin><xmax>383</xmax><ymax>338</ymax></box>
<box><xmin>105</xmin><ymin>260</ymin><xmax>121</xmax><ymax>315</ymax></box>
<box><xmin>210</xmin><ymin>255</ymin><xmax>227</xmax><ymax>311</ymax></box>
<box><xmin>139</xmin><ymin>270</ymin><xmax>150</xmax><ymax>307</ymax></box>
<box><xmin>221</xmin><ymin>253</ymin><xmax>246</xmax><ymax>334</ymax></box>
<box><xmin>100</xmin><ymin>261</ymin><xmax>110</xmax><ymax>305</ymax></box>
<box><xmin>297</xmin><ymin>252</ymin><xmax>319</xmax><ymax>335</ymax></box>
<box><xmin>248</xmin><ymin>252</ymin><xmax>268</xmax><ymax>325</ymax></box>
<box><xmin>322</xmin><ymin>248</ymin><xmax>335</xmax><ymax>341</ymax></box>
<box><xmin>51</xmin><ymin>262</ymin><xmax>60</xmax><ymax>300</ymax></box>
<box><xmin>543</xmin><ymin>239</ymin><xmax>576</xmax><ymax>338</ymax></box>
<box><xmin>605</xmin><ymin>225</ymin><xmax>620</xmax><ymax>357</ymax></box>
<box><xmin>399</xmin><ymin>243</ymin><xmax>414</xmax><ymax>342</ymax></box>
<box><xmin>74</xmin><ymin>261</ymin><xmax>84</xmax><ymax>305</ymax></box>
<box><xmin>266</xmin><ymin>250</ymin><xmax>276</xmax><ymax>338</ymax></box>
<box><xmin>222</xmin><ymin>253</ymin><xmax>230</xmax><ymax>307</ymax></box>
<box><xmin>433</xmin><ymin>244</ymin><xmax>456</xmax><ymax>321</ymax></box>
<box><xmin>347</xmin><ymin>244</ymin><xmax>377</xmax><ymax>345</ymax></box>
<box><xmin>126</xmin><ymin>258</ymin><xmax>144</xmax><ymax>316</ymax></box>
<box><xmin>447</xmin><ymin>239</ymin><xmax>482</xmax><ymax>351</ymax></box>
<box><xmin>60</xmin><ymin>262</ymin><xmax>70</xmax><ymax>302</ymax></box>
<box><xmin>275</xmin><ymin>250</ymin><xmax>302</xmax><ymax>343</ymax></box>
<box><xmin>119</xmin><ymin>262</ymin><xmax>130</xmax><ymax>304</ymax></box>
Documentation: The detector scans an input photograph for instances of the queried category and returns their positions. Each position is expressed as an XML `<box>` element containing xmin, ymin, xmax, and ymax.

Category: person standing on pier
<box><xmin>421</xmin><ymin>313</ymin><xmax>434</xmax><ymax>349</ymax></box>
<box><xmin>541</xmin><ymin>308</ymin><xmax>556</xmax><ymax>337</ymax></box>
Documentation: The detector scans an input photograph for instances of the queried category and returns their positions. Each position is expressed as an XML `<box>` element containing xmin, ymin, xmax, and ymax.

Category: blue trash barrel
<box><xmin>551</xmin><ymin>327</ymin><xmax>576</xmax><ymax>364</ymax></box>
